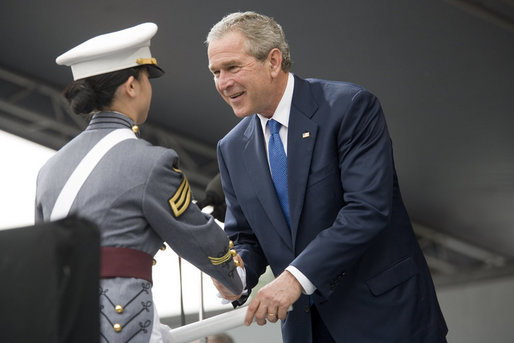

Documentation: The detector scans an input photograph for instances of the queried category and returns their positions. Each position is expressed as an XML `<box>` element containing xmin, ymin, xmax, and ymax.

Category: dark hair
<box><xmin>63</xmin><ymin>66</ymin><xmax>144</xmax><ymax>116</ymax></box>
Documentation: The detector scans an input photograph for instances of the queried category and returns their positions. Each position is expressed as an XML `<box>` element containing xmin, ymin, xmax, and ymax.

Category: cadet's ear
<box><xmin>119</xmin><ymin>76</ymin><xmax>137</xmax><ymax>98</ymax></box>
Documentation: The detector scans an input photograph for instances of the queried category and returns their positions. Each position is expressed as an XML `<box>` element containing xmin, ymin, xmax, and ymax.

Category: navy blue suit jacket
<box><xmin>217</xmin><ymin>75</ymin><xmax>447</xmax><ymax>342</ymax></box>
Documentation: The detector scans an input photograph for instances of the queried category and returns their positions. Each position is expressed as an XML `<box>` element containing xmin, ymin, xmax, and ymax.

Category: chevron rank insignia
<box><xmin>168</xmin><ymin>170</ymin><xmax>191</xmax><ymax>217</ymax></box>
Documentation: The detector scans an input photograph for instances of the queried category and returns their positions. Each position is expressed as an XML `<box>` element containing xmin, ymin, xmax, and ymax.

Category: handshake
<box><xmin>211</xmin><ymin>255</ymin><xmax>300</xmax><ymax>327</ymax></box>
<box><xmin>199</xmin><ymin>173</ymin><xmax>302</xmax><ymax>326</ymax></box>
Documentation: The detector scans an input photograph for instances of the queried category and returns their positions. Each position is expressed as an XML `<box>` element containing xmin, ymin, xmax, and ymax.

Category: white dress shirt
<box><xmin>256</xmin><ymin>73</ymin><xmax>316</xmax><ymax>295</ymax></box>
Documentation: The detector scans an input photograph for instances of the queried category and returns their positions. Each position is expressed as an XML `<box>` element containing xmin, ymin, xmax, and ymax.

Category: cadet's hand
<box><xmin>211</xmin><ymin>254</ymin><xmax>245</xmax><ymax>301</ymax></box>
<box><xmin>244</xmin><ymin>270</ymin><xmax>301</xmax><ymax>326</ymax></box>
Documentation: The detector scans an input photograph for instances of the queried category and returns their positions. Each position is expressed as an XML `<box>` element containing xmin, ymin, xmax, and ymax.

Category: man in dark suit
<box><xmin>206</xmin><ymin>11</ymin><xmax>448</xmax><ymax>343</ymax></box>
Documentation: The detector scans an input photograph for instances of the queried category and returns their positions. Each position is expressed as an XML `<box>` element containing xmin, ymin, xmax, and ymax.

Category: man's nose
<box><xmin>217</xmin><ymin>70</ymin><xmax>234</xmax><ymax>91</ymax></box>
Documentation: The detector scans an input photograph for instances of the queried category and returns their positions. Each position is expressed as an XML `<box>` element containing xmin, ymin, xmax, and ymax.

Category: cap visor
<box><xmin>148</xmin><ymin>65</ymin><xmax>165</xmax><ymax>79</ymax></box>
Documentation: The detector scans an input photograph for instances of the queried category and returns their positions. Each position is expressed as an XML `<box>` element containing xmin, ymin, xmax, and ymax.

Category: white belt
<box><xmin>50</xmin><ymin>128</ymin><xmax>137</xmax><ymax>221</ymax></box>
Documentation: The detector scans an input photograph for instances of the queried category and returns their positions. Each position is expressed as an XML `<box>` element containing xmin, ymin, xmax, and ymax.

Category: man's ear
<box><xmin>268</xmin><ymin>48</ymin><xmax>283</xmax><ymax>77</ymax></box>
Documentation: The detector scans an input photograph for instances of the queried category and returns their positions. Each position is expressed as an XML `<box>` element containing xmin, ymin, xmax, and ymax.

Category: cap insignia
<box><xmin>137</xmin><ymin>58</ymin><xmax>157</xmax><ymax>65</ymax></box>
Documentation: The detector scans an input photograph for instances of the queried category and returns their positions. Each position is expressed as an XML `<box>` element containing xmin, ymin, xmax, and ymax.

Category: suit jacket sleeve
<box><xmin>217</xmin><ymin>143</ymin><xmax>268</xmax><ymax>291</ymax></box>
<box><xmin>290</xmin><ymin>89</ymin><xmax>395</xmax><ymax>298</ymax></box>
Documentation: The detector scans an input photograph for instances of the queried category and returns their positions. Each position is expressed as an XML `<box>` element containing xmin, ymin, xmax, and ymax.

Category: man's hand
<box><xmin>211</xmin><ymin>254</ymin><xmax>245</xmax><ymax>301</ymax></box>
<box><xmin>244</xmin><ymin>270</ymin><xmax>302</xmax><ymax>326</ymax></box>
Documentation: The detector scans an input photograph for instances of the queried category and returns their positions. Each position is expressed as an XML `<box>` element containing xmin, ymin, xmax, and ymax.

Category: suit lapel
<box><xmin>287</xmin><ymin>76</ymin><xmax>319</xmax><ymax>247</ymax></box>
<box><xmin>242</xmin><ymin>116</ymin><xmax>293</xmax><ymax>248</ymax></box>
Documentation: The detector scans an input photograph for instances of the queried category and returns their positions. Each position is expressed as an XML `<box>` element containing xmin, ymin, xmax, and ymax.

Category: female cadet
<box><xmin>35</xmin><ymin>23</ymin><xmax>242</xmax><ymax>343</ymax></box>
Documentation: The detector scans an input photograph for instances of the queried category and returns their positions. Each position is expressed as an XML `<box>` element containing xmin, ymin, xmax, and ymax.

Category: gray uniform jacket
<box><xmin>35</xmin><ymin>111</ymin><xmax>242</xmax><ymax>343</ymax></box>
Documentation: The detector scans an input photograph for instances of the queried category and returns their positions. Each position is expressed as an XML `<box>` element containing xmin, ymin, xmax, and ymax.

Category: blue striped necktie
<box><xmin>267</xmin><ymin>119</ymin><xmax>290</xmax><ymax>226</ymax></box>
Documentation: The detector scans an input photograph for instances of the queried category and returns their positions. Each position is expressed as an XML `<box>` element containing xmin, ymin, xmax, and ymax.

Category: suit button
<box><xmin>304</xmin><ymin>305</ymin><xmax>310</xmax><ymax>312</ymax></box>
<box><xmin>336</xmin><ymin>271</ymin><xmax>346</xmax><ymax>281</ymax></box>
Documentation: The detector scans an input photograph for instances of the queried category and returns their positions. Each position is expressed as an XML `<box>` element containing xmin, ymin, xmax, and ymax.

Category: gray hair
<box><xmin>206</xmin><ymin>11</ymin><xmax>292</xmax><ymax>72</ymax></box>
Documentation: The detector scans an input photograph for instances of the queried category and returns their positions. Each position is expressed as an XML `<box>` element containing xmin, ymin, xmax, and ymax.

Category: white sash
<box><xmin>50</xmin><ymin>128</ymin><xmax>137</xmax><ymax>221</ymax></box>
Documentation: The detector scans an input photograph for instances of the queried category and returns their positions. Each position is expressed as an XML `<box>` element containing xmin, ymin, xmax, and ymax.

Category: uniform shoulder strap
<box><xmin>50</xmin><ymin>128</ymin><xmax>137</xmax><ymax>221</ymax></box>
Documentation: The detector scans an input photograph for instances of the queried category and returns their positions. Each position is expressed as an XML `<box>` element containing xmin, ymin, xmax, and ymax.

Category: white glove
<box><xmin>216</xmin><ymin>266</ymin><xmax>247</xmax><ymax>304</ymax></box>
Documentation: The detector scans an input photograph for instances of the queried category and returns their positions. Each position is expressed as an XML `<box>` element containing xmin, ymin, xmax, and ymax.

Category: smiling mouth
<box><xmin>229</xmin><ymin>91</ymin><xmax>244</xmax><ymax>100</ymax></box>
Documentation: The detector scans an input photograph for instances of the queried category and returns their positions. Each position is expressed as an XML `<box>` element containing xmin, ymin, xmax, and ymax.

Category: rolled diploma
<box><xmin>167</xmin><ymin>306</ymin><xmax>249</xmax><ymax>343</ymax></box>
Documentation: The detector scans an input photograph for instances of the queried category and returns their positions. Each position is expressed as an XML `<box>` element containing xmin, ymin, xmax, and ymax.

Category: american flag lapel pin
<box><xmin>302</xmin><ymin>131</ymin><xmax>310</xmax><ymax>138</ymax></box>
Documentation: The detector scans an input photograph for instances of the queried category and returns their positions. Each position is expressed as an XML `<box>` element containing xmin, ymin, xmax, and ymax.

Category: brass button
<box><xmin>160</xmin><ymin>244</ymin><xmax>166</xmax><ymax>251</ymax></box>
<box><xmin>234</xmin><ymin>259</ymin><xmax>240</xmax><ymax>267</ymax></box>
<box><xmin>229</xmin><ymin>240</ymin><xmax>234</xmax><ymax>249</ymax></box>
<box><xmin>113</xmin><ymin>323</ymin><xmax>122</xmax><ymax>332</ymax></box>
<box><xmin>152</xmin><ymin>259</ymin><xmax>157</xmax><ymax>266</ymax></box>
<box><xmin>230</xmin><ymin>249</ymin><xmax>237</xmax><ymax>257</ymax></box>
<box><xmin>132</xmin><ymin>125</ymin><xmax>139</xmax><ymax>133</ymax></box>
<box><xmin>115</xmin><ymin>305</ymin><xmax>124</xmax><ymax>313</ymax></box>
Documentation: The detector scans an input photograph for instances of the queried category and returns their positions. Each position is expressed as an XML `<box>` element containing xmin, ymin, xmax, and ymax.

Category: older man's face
<box><xmin>208</xmin><ymin>31</ymin><xmax>277</xmax><ymax>118</ymax></box>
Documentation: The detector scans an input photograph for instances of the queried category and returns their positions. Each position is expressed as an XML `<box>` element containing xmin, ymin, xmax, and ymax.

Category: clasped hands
<box><xmin>211</xmin><ymin>254</ymin><xmax>302</xmax><ymax>326</ymax></box>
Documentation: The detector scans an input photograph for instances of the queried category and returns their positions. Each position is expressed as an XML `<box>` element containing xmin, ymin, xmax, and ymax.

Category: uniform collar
<box><xmin>86</xmin><ymin>111</ymin><xmax>139</xmax><ymax>134</ymax></box>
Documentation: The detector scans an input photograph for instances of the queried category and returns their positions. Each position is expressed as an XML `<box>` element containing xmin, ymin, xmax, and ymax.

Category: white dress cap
<box><xmin>56</xmin><ymin>22</ymin><xmax>164</xmax><ymax>80</ymax></box>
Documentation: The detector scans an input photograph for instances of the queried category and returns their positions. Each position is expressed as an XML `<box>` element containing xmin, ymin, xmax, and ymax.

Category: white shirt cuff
<box><xmin>286</xmin><ymin>265</ymin><xmax>316</xmax><ymax>295</ymax></box>
<box><xmin>237</xmin><ymin>265</ymin><xmax>247</xmax><ymax>291</ymax></box>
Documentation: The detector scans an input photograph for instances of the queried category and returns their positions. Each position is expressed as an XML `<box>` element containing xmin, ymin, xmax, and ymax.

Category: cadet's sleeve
<box><xmin>142</xmin><ymin>149</ymin><xmax>243</xmax><ymax>295</ymax></box>
<box><xmin>35</xmin><ymin>201</ymin><xmax>43</xmax><ymax>223</ymax></box>
<box><xmin>34</xmin><ymin>171</ymin><xmax>44</xmax><ymax>223</ymax></box>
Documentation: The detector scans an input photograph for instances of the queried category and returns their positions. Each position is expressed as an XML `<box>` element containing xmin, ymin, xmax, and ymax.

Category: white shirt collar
<box><xmin>257</xmin><ymin>73</ymin><xmax>295</xmax><ymax>133</ymax></box>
